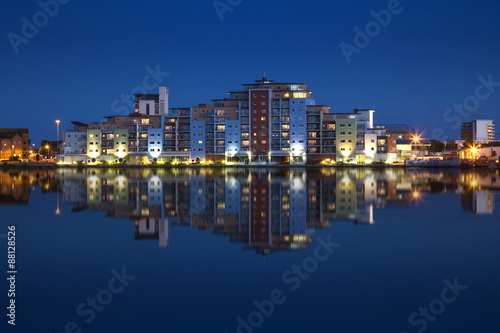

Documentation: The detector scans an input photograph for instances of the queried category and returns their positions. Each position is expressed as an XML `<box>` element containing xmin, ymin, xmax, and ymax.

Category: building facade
<box><xmin>58</xmin><ymin>77</ymin><xmax>406</xmax><ymax>165</ymax></box>
<box><xmin>0</xmin><ymin>128</ymin><xmax>30</xmax><ymax>160</ymax></box>
<box><xmin>461</xmin><ymin>120</ymin><xmax>495</xmax><ymax>144</ymax></box>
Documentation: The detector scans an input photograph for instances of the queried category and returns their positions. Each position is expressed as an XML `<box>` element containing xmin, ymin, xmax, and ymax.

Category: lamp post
<box><xmin>55</xmin><ymin>120</ymin><xmax>60</xmax><ymax>155</ymax></box>
<box><xmin>11</xmin><ymin>145</ymin><xmax>14</xmax><ymax>159</ymax></box>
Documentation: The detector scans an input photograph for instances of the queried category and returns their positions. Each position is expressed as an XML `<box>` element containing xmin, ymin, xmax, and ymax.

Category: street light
<box><xmin>470</xmin><ymin>147</ymin><xmax>477</xmax><ymax>159</ymax></box>
<box><xmin>55</xmin><ymin>120</ymin><xmax>60</xmax><ymax>155</ymax></box>
<box><xmin>412</xmin><ymin>135</ymin><xmax>420</xmax><ymax>157</ymax></box>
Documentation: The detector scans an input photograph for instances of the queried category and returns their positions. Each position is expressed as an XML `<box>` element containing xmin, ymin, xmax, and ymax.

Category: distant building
<box><xmin>376</xmin><ymin>124</ymin><xmax>415</xmax><ymax>141</ymax></box>
<box><xmin>461</xmin><ymin>120</ymin><xmax>495</xmax><ymax>144</ymax></box>
<box><xmin>0</xmin><ymin>128</ymin><xmax>29</xmax><ymax>160</ymax></box>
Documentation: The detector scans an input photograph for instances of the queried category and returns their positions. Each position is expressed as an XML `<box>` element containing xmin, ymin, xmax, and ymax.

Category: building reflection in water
<box><xmin>0</xmin><ymin>168</ymin><xmax>498</xmax><ymax>254</ymax></box>
<box><xmin>0</xmin><ymin>169</ymin><xmax>55</xmax><ymax>205</ymax></box>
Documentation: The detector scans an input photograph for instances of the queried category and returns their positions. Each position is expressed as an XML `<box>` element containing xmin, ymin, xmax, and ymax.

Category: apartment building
<box><xmin>0</xmin><ymin>128</ymin><xmax>30</xmax><ymax>160</ymax></box>
<box><xmin>58</xmin><ymin>77</ymin><xmax>403</xmax><ymax>165</ymax></box>
<box><xmin>461</xmin><ymin>120</ymin><xmax>495</xmax><ymax>144</ymax></box>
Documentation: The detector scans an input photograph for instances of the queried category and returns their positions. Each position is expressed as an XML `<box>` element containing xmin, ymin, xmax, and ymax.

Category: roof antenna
<box><xmin>263</xmin><ymin>70</ymin><xmax>266</xmax><ymax>79</ymax></box>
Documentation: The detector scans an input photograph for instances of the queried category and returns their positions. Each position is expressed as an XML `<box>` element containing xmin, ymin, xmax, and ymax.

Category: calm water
<box><xmin>1</xmin><ymin>167</ymin><xmax>499</xmax><ymax>333</ymax></box>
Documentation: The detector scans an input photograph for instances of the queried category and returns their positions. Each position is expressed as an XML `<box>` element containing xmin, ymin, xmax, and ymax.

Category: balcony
<box><xmin>306</xmin><ymin>110</ymin><xmax>321</xmax><ymax>115</ymax></box>
<box><xmin>307</xmin><ymin>125</ymin><xmax>320</xmax><ymax>130</ymax></box>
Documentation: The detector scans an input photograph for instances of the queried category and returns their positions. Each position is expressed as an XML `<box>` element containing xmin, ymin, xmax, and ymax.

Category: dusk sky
<box><xmin>2</xmin><ymin>0</ymin><xmax>499</xmax><ymax>144</ymax></box>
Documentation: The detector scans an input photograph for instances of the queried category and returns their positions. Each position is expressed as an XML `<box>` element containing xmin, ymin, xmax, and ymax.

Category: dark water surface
<box><xmin>1</xmin><ymin>167</ymin><xmax>499</xmax><ymax>333</ymax></box>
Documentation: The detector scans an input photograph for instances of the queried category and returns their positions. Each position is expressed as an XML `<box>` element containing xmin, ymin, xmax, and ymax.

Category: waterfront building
<box><xmin>57</xmin><ymin>77</ymin><xmax>414</xmax><ymax>165</ymax></box>
<box><xmin>461</xmin><ymin>120</ymin><xmax>495</xmax><ymax>144</ymax></box>
<box><xmin>0</xmin><ymin>128</ymin><xmax>30</xmax><ymax>160</ymax></box>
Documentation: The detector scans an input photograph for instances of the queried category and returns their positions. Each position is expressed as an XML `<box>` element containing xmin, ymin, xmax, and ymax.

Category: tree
<box><xmin>39</xmin><ymin>147</ymin><xmax>48</xmax><ymax>158</ymax></box>
<box><xmin>429</xmin><ymin>139</ymin><xmax>445</xmax><ymax>152</ymax></box>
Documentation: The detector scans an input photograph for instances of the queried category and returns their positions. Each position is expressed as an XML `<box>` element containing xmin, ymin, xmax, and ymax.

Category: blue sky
<box><xmin>1</xmin><ymin>0</ymin><xmax>499</xmax><ymax>144</ymax></box>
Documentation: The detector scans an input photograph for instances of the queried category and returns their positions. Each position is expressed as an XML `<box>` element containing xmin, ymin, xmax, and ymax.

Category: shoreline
<box><xmin>0</xmin><ymin>163</ymin><xmax>495</xmax><ymax>169</ymax></box>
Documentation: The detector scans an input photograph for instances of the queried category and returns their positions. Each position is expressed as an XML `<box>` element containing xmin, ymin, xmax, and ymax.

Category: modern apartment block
<box><xmin>58</xmin><ymin>77</ymin><xmax>401</xmax><ymax>165</ymax></box>
<box><xmin>0</xmin><ymin>128</ymin><xmax>30</xmax><ymax>160</ymax></box>
<box><xmin>461</xmin><ymin>120</ymin><xmax>495</xmax><ymax>144</ymax></box>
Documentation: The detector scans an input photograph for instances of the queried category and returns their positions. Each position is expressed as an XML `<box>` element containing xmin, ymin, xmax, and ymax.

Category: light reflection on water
<box><xmin>1</xmin><ymin>167</ymin><xmax>500</xmax><ymax>332</ymax></box>
<box><xmin>1</xmin><ymin>167</ymin><xmax>498</xmax><ymax>254</ymax></box>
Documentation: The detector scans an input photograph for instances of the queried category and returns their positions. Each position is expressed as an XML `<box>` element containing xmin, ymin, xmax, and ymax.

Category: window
<box><xmin>261</xmin><ymin>101</ymin><xmax>266</xmax><ymax>105</ymax></box>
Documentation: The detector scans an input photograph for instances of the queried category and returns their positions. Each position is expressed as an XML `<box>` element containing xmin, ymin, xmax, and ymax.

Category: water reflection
<box><xmin>1</xmin><ymin>168</ymin><xmax>499</xmax><ymax>254</ymax></box>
